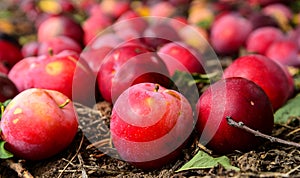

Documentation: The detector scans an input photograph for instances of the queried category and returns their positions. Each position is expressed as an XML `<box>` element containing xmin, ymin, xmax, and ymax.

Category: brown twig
<box><xmin>86</xmin><ymin>138</ymin><xmax>110</xmax><ymax>149</ymax></box>
<box><xmin>287</xmin><ymin>128</ymin><xmax>300</xmax><ymax>137</ymax></box>
<box><xmin>197</xmin><ymin>143</ymin><xmax>213</xmax><ymax>155</ymax></box>
<box><xmin>241</xmin><ymin>164</ymin><xmax>300</xmax><ymax>177</ymax></box>
<box><xmin>5</xmin><ymin>159</ymin><xmax>34</xmax><ymax>178</ymax></box>
<box><xmin>241</xmin><ymin>172</ymin><xmax>290</xmax><ymax>178</ymax></box>
<box><xmin>57</xmin><ymin>133</ymin><xmax>85</xmax><ymax>178</ymax></box>
<box><xmin>226</xmin><ymin>117</ymin><xmax>300</xmax><ymax>148</ymax></box>
<box><xmin>77</xmin><ymin>153</ymin><xmax>88</xmax><ymax>178</ymax></box>
<box><xmin>285</xmin><ymin>164</ymin><xmax>300</xmax><ymax>176</ymax></box>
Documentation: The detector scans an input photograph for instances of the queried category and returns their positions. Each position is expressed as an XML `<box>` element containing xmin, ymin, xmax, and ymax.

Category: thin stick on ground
<box><xmin>78</xmin><ymin>153</ymin><xmax>88</xmax><ymax>178</ymax></box>
<box><xmin>57</xmin><ymin>133</ymin><xmax>85</xmax><ymax>178</ymax></box>
<box><xmin>197</xmin><ymin>143</ymin><xmax>213</xmax><ymax>155</ymax></box>
<box><xmin>226</xmin><ymin>116</ymin><xmax>300</xmax><ymax>148</ymax></box>
<box><xmin>5</xmin><ymin>159</ymin><xmax>34</xmax><ymax>178</ymax></box>
<box><xmin>285</xmin><ymin>164</ymin><xmax>300</xmax><ymax>176</ymax></box>
<box><xmin>287</xmin><ymin>127</ymin><xmax>300</xmax><ymax>137</ymax></box>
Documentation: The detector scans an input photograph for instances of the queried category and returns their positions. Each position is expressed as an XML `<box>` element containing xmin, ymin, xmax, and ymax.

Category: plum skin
<box><xmin>246</xmin><ymin>26</ymin><xmax>284</xmax><ymax>55</ymax></box>
<box><xmin>196</xmin><ymin>77</ymin><xmax>274</xmax><ymax>154</ymax></box>
<box><xmin>8</xmin><ymin>51</ymin><xmax>95</xmax><ymax>106</ymax></box>
<box><xmin>110</xmin><ymin>83</ymin><xmax>194</xmax><ymax>169</ymax></box>
<box><xmin>210</xmin><ymin>13</ymin><xmax>252</xmax><ymax>54</ymax></box>
<box><xmin>37</xmin><ymin>15</ymin><xmax>84</xmax><ymax>44</ymax></box>
<box><xmin>0</xmin><ymin>73</ymin><xmax>19</xmax><ymax>102</ymax></box>
<box><xmin>158</xmin><ymin>41</ymin><xmax>205</xmax><ymax>76</ymax></box>
<box><xmin>38</xmin><ymin>35</ymin><xmax>82</xmax><ymax>55</ymax></box>
<box><xmin>0</xmin><ymin>88</ymin><xmax>78</xmax><ymax>160</ymax></box>
<box><xmin>97</xmin><ymin>44</ymin><xmax>170</xmax><ymax>103</ymax></box>
<box><xmin>223</xmin><ymin>54</ymin><xmax>290</xmax><ymax>110</ymax></box>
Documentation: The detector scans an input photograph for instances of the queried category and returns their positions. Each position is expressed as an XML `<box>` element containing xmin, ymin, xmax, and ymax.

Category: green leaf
<box><xmin>274</xmin><ymin>94</ymin><xmax>300</xmax><ymax>124</ymax></box>
<box><xmin>0</xmin><ymin>10</ymin><xmax>12</xmax><ymax>19</ymax></box>
<box><xmin>171</xmin><ymin>70</ymin><xmax>220</xmax><ymax>87</ymax></box>
<box><xmin>176</xmin><ymin>151</ymin><xmax>240</xmax><ymax>172</ymax></box>
<box><xmin>2</xmin><ymin>99</ymin><xmax>11</xmax><ymax>107</ymax></box>
<box><xmin>0</xmin><ymin>141</ymin><xmax>13</xmax><ymax>159</ymax></box>
<box><xmin>171</xmin><ymin>71</ymin><xmax>221</xmax><ymax>106</ymax></box>
<box><xmin>196</xmin><ymin>19</ymin><xmax>213</xmax><ymax>30</ymax></box>
<box><xmin>0</xmin><ymin>99</ymin><xmax>11</xmax><ymax>119</ymax></box>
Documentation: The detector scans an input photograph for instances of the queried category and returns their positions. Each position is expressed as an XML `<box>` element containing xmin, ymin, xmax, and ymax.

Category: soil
<box><xmin>0</xmin><ymin>1</ymin><xmax>300</xmax><ymax>178</ymax></box>
<box><xmin>0</xmin><ymin>101</ymin><xmax>299</xmax><ymax>178</ymax></box>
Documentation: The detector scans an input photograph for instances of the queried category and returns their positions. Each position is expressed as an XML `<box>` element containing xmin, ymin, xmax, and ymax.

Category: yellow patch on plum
<box><xmin>12</xmin><ymin>118</ymin><xmax>19</xmax><ymax>124</ymax></box>
<box><xmin>146</xmin><ymin>97</ymin><xmax>153</xmax><ymax>106</ymax></box>
<box><xmin>13</xmin><ymin>108</ymin><xmax>22</xmax><ymax>115</ymax></box>
<box><xmin>46</xmin><ymin>61</ymin><xmax>63</xmax><ymax>75</ymax></box>
<box><xmin>164</xmin><ymin>90</ymin><xmax>181</xmax><ymax>100</ymax></box>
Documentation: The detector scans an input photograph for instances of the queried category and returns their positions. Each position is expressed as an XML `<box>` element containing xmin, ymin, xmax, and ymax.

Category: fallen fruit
<box><xmin>246</xmin><ymin>26</ymin><xmax>284</xmax><ymax>55</ymax></box>
<box><xmin>223</xmin><ymin>54</ymin><xmax>290</xmax><ymax>110</ymax></box>
<box><xmin>97</xmin><ymin>43</ymin><xmax>170</xmax><ymax>103</ymax></box>
<box><xmin>0</xmin><ymin>88</ymin><xmax>78</xmax><ymax>160</ymax></box>
<box><xmin>8</xmin><ymin>50</ymin><xmax>95</xmax><ymax>105</ymax></box>
<box><xmin>0</xmin><ymin>73</ymin><xmax>18</xmax><ymax>102</ymax></box>
<box><xmin>37</xmin><ymin>14</ymin><xmax>84</xmax><ymax>44</ymax></box>
<box><xmin>158</xmin><ymin>41</ymin><xmax>205</xmax><ymax>76</ymax></box>
<box><xmin>110</xmin><ymin>83</ymin><xmax>194</xmax><ymax>169</ymax></box>
<box><xmin>0</xmin><ymin>33</ymin><xmax>23</xmax><ymax>69</ymax></box>
<box><xmin>210</xmin><ymin>13</ymin><xmax>252</xmax><ymax>55</ymax></box>
<box><xmin>265</xmin><ymin>39</ymin><xmax>300</xmax><ymax>67</ymax></box>
<box><xmin>196</xmin><ymin>77</ymin><xmax>274</xmax><ymax>154</ymax></box>
<box><xmin>38</xmin><ymin>35</ymin><xmax>82</xmax><ymax>55</ymax></box>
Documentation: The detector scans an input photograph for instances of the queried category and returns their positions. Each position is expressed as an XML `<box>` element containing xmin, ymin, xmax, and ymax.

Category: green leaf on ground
<box><xmin>171</xmin><ymin>70</ymin><xmax>220</xmax><ymax>86</ymax></box>
<box><xmin>0</xmin><ymin>141</ymin><xmax>13</xmax><ymax>159</ymax></box>
<box><xmin>176</xmin><ymin>150</ymin><xmax>240</xmax><ymax>172</ymax></box>
<box><xmin>274</xmin><ymin>94</ymin><xmax>300</xmax><ymax>124</ymax></box>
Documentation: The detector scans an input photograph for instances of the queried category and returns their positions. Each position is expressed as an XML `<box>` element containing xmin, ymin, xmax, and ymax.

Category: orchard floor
<box><xmin>0</xmin><ymin>3</ymin><xmax>300</xmax><ymax>178</ymax></box>
<box><xmin>0</xmin><ymin>101</ymin><xmax>299</xmax><ymax>178</ymax></box>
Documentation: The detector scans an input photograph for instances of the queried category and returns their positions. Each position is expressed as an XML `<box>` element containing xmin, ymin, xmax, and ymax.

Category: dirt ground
<box><xmin>0</xmin><ymin>100</ymin><xmax>299</xmax><ymax>178</ymax></box>
<box><xmin>0</xmin><ymin>1</ymin><xmax>300</xmax><ymax>177</ymax></box>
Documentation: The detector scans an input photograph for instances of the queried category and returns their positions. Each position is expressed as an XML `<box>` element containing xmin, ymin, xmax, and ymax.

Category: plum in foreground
<box><xmin>110</xmin><ymin>83</ymin><xmax>194</xmax><ymax>169</ymax></box>
<box><xmin>196</xmin><ymin>77</ymin><xmax>274</xmax><ymax>154</ymax></box>
<box><xmin>0</xmin><ymin>88</ymin><xmax>78</xmax><ymax>160</ymax></box>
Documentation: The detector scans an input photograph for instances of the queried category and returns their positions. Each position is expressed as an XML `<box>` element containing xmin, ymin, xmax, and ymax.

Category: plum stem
<box><xmin>154</xmin><ymin>84</ymin><xmax>160</xmax><ymax>92</ymax></box>
<box><xmin>59</xmin><ymin>99</ymin><xmax>70</xmax><ymax>109</ymax></box>
<box><xmin>226</xmin><ymin>116</ymin><xmax>300</xmax><ymax>148</ymax></box>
